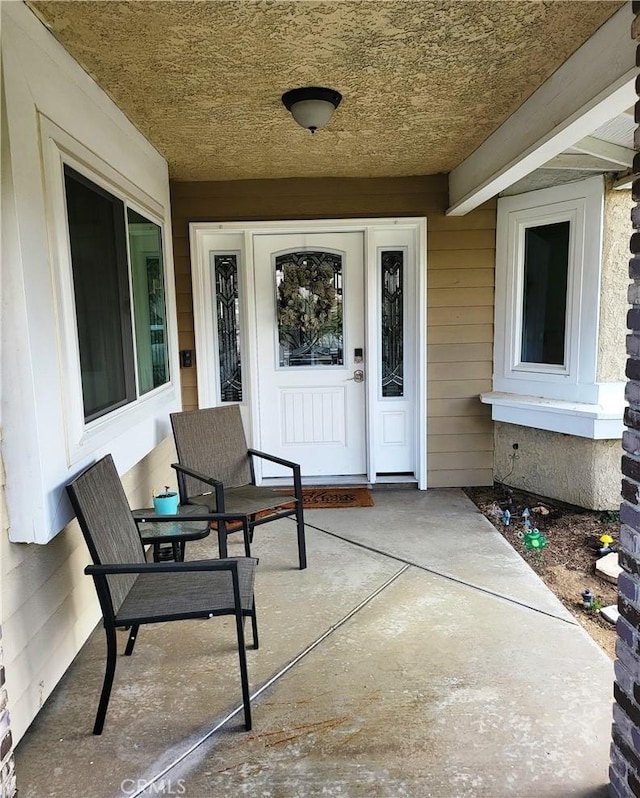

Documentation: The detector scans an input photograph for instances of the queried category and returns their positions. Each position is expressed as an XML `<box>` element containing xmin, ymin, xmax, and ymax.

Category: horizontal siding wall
<box><xmin>2</xmin><ymin>436</ymin><xmax>177</xmax><ymax>742</ymax></box>
<box><xmin>170</xmin><ymin>175</ymin><xmax>494</xmax><ymax>487</ymax></box>
<box><xmin>0</xmin><ymin>439</ymin><xmax>16</xmax><ymax>795</ymax></box>
<box><xmin>427</xmin><ymin>208</ymin><xmax>495</xmax><ymax>487</ymax></box>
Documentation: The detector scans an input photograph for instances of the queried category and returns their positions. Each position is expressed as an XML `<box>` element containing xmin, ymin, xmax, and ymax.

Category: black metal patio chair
<box><xmin>66</xmin><ymin>454</ymin><xmax>259</xmax><ymax>735</ymax></box>
<box><xmin>170</xmin><ymin>406</ymin><xmax>307</xmax><ymax>569</ymax></box>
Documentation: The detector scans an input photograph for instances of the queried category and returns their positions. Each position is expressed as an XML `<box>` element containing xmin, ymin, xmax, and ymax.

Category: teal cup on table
<box><xmin>152</xmin><ymin>491</ymin><xmax>179</xmax><ymax>515</ymax></box>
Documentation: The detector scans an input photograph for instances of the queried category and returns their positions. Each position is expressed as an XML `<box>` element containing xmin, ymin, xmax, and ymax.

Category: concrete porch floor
<box><xmin>15</xmin><ymin>489</ymin><xmax>613</xmax><ymax>797</ymax></box>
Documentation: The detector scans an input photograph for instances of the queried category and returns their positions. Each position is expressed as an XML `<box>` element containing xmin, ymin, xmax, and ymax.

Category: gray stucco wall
<box><xmin>598</xmin><ymin>183</ymin><xmax>631</xmax><ymax>383</ymax></box>
<box><xmin>494</xmin><ymin>422</ymin><xmax>622</xmax><ymax>509</ymax></box>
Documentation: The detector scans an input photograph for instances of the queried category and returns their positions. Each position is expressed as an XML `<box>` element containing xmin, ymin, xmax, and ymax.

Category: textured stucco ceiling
<box><xmin>28</xmin><ymin>0</ymin><xmax>623</xmax><ymax>182</ymax></box>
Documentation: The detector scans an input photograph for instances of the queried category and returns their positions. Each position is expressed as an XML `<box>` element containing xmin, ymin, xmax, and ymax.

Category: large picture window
<box><xmin>64</xmin><ymin>165</ymin><xmax>169</xmax><ymax>422</ymax></box>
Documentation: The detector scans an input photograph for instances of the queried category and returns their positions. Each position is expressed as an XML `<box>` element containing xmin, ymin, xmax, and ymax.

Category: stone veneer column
<box><xmin>610</xmin><ymin>4</ymin><xmax>640</xmax><ymax>795</ymax></box>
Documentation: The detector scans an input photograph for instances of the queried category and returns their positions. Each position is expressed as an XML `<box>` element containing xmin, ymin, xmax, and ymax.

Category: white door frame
<box><xmin>189</xmin><ymin>217</ymin><xmax>428</xmax><ymax>489</ymax></box>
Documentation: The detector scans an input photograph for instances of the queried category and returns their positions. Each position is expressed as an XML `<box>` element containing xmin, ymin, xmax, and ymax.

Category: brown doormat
<box><xmin>278</xmin><ymin>487</ymin><xmax>374</xmax><ymax>509</ymax></box>
<box><xmin>210</xmin><ymin>487</ymin><xmax>374</xmax><ymax>531</ymax></box>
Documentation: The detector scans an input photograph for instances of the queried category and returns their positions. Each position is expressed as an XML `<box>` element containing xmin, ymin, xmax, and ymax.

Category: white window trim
<box><xmin>41</xmin><ymin>116</ymin><xmax>179</xmax><ymax>465</ymax></box>
<box><xmin>509</xmin><ymin>205</ymin><xmax>578</xmax><ymax>379</ymax></box>
<box><xmin>485</xmin><ymin>176</ymin><xmax>623</xmax><ymax>439</ymax></box>
<box><xmin>495</xmin><ymin>176</ymin><xmax>604</xmax><ymax>402</ymax></box>
<box><xmin>481</xmin><ymin>391</ymin><xmax>625</xmax><ymax>439</ymax></box>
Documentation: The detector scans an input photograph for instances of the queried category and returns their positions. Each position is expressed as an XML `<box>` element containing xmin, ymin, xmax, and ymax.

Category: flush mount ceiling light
<box><xmin>281</xmin><ymin>87</ymin><xmax>342</xmax><ymax>134</ymax></box>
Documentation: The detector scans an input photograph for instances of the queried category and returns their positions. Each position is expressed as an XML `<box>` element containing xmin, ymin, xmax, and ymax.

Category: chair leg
<box><xmin>250</xmin><ymin>600</ymin><xmax>259</xmax><ymax>650</ymax></box>
<box><xmin>234</xmin><ymin>610</ymin><xmax>252</xmax><ymax>731</ymax></box>
<box><xmin>94</xmin><ymin>623</ymin><xmax>118</xmax><ymax>735</ymax></box>
<box><xmin>242</xmin><ymin>519</ymin><xmax>252</xmax><ymax>558</ymax></box>
<box><xmin>124</xmin><ymin>625</ymin><xmax>139</xmax><ymax>656</ymax></box>
<box><xmin>296</xmin><ymin>504</ymin><xmax>307</xmax><ymax>570</ymax></box>
<box><xmin>217</xmin><ymin>522</ymin><xmax>229</xmax><ymax>558</ymax></box>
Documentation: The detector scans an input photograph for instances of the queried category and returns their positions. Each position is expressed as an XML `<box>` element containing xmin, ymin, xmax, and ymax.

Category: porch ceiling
<box><xmin>27</xmin><ymin>0</ymin><xmax>623</xmax><ymax>183</ymax></box>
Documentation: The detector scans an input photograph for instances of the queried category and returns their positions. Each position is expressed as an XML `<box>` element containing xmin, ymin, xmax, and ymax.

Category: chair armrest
<box><xmin>171</xmin><ymin>462</ymin><xmax>223</xmax><ymax>489</ymax></box>
<box><xmin>85</xmin><ymin>557</ymin><xmax>257</xmax><ymax>576</ymax></box>
<box><xmin>132</xmin><ymin>510</ymin><xmax>249</xmax><ymax>524</ymax></box>
<box><xmin>248</xmin><ymin>449</ymin><xmax>300</xmax><ymax>470</ymax></box>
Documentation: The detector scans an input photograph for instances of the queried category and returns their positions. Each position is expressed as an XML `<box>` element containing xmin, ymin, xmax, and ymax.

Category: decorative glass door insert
<box><xmin>275</xmin><ymin>251</ymin><xmax>344</xmax><ymax>367</ymax></box>
<box><xmin>381</xmin><ymin>250</ymin><xmax>404</xmax><ymax>397</ymax></box>
<box><xmin>212</xmin><ymin>253</ymin><xmax>243</xmax><ymax>402</ymax></box>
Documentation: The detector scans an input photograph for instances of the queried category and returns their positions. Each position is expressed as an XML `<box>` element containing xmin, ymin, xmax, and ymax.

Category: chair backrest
<box><xmin>66</xmin><ymin>454</ymin><xmax>145</xmax><ymax>617</ymax></box>
<box><xmin>171</xmin><ymin>406</ymin><xmax>252</xmax><ymax>497</ymax></box>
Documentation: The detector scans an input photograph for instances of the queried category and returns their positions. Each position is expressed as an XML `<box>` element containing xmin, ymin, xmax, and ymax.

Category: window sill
<box><xmin>480</xmin><ymin>391</ymin><xmax>624</xmax><ymax>439</ymax></box>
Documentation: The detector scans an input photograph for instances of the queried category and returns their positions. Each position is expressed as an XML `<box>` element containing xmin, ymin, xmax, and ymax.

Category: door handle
<box><xmin>347</xmin><ymin>369</ymin><xmax>365</xmax><ymax>383</ymax></box>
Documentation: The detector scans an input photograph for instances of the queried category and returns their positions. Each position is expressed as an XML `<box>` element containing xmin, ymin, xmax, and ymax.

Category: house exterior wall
<box><xmin>0</xmin><ymin>444</ymin><xmax>17</xmax><ymax>798</ymax></box>
<box><xmin>170</xmin><ymin>178</ymin><xmax>496</xmax><ymax>488</ymax></box>
<box><xmin>1</xmin><ymin>4</ymin><xmax>179</xmax><ymax>743</ymax></box>
<box><xmin>490</xmin><ymin>178</ymin><xmax>627</xmax><ymax>510</ymax></box>
<box><xmin>2</xmin><ymin>3</ymin><xmax>181</xmax><ymax>545</ymax></box>
<box><xmin>598</xmin><ymin>183</ymin><xmax>631</xmax><ymax>384</ymax></box>
<box><xmin>494</xmin><ymin>422</ymin><xmax>621</xmax><ymax>510</ymax></box>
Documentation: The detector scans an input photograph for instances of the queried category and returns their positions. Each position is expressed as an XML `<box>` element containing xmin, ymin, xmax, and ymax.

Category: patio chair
<box><xmin>170</xmin><ymin>406</ymin><xmax>307</xmax><ymax>569</ymax></box>
<box><xmin>66</xmin><ymin>454</ymin><xmax>259</xmax><ymax>735</ymax></box>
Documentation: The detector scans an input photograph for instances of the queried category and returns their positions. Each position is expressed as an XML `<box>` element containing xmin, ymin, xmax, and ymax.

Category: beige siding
<box><xmin>2</xmin><ymin>436</ymin><xmax>177</xmax><ymax>742</ymax></box>
<box><xmin>428</xmin><ymin>250</ymin><xmax>495</xmax><ymax>269</ymax></box>
<box><xmin>428</xmin><ymin>416</ymin><xmax>493</xmax><ymax>435</ymax></box>
<box><xmin>170</xmin><ymin>175</ymin><xmax>495</xmax><ymax>488</ymax></box>
<box><xmin>429</xmin><ymin>287</ymin><xmax>494</xmax><ymax>307</ymax></box>
<box><xmin>429</xmin><ymin>307</ymin><xmax>494</xmax><ymax>326</ymax></box>
<box><xmin>428</xmin><ymin>433</ymin><xmax>493</xmax><ymax>453</ymax></box>
<box><xmin>428</xmin><ymin>323</ymin><xmax>493</xmax><ymax>345</ymax></box>
<box><xmin>428</xmin><ymin>361</ymin><xmax>491</xmax><ymax>381</ymax></box>
<box><xmin>426</xmin><ymin>203</ymin><xmax>495</xmax><ymax>488</ymax></box>
<box><xmin>428</xmin><ymin>397</ymin><xmax>490</xmax><ymax>417</ymax></box>
<box><xmin>428</xmin><ymin>268</ymin><xmax>494</xmax><ymax>289</ymax></box>
<box><xmin>428</xmin><ymin>343</ymin><xmax>493</xmax><ymax>363</ymax></box>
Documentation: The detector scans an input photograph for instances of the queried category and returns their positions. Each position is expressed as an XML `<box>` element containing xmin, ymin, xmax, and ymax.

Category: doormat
<box><xmin>210</xmin><ymin>487</ymin><xmax>374</xmax><ymax>531</ymax></box>
<box><xmin>278</xmin><ymin>487</ymin><xmax>374</xmax><ymax>509</ymax></box>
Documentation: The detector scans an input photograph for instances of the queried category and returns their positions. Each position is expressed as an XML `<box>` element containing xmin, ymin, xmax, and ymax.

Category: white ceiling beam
<box><xmin>542</xmin><ymin>153</ymin><xmax>629</xmax><ymax>171</ymax></box>
<box><xmin>571</xmin><ymin>135</ymin><xmax>634</xmax><ymax>167</ymax></box>
<box><xmin>613</xmin><ymin>171</ymin><xmax>634</xmax><ymax>189</ymax></box>
<box><xmin>447</xmin><ymin>3</ymin><xmax>636</xmax><ymax>215</ymax></box>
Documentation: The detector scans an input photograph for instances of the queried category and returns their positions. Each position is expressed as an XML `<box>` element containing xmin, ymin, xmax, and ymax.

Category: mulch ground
<box><xmin>463</xmin><ymin>484</ymin><xmax>619</xmax><ymax>659</ymax></box>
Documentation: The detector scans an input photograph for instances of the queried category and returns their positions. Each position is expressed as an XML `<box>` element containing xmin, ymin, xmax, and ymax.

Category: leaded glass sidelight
<box><xmin>213</xmin><ymin>254</ymin><xmax>242</xmax><ymax>402</ymax></box>
<box><xmin>276</xmin><ymin>251</ymin><xmax>344</xmax><ymax>367</ymax></box>
<box><xmin>381</xmin><ymin>250</ymin><xmax>404</xmax><ymax>397</ymax></box>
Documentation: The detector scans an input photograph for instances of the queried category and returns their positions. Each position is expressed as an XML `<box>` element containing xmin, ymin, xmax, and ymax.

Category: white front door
<box><xmin>190</xmin><ymin>218</ymin><xmax>427</xmax><ymax>488</ymax></box>
<box><xmin>253</xmin><ymin>232</ymin><xmax>366</xmax><ymax>477</ymax></box>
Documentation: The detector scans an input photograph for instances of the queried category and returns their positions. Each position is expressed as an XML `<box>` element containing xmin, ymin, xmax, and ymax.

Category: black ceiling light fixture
<box><xmin>281</xmin><ymin>86</ymin><xmax>342</xmax><ymax>134</ymax></box>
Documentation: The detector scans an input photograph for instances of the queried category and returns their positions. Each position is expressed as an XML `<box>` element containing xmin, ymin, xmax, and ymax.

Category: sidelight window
<box><xmin>381</xmin><ymin>250</ymin><xmax>404</xmax><ymax>397</ymax></box>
